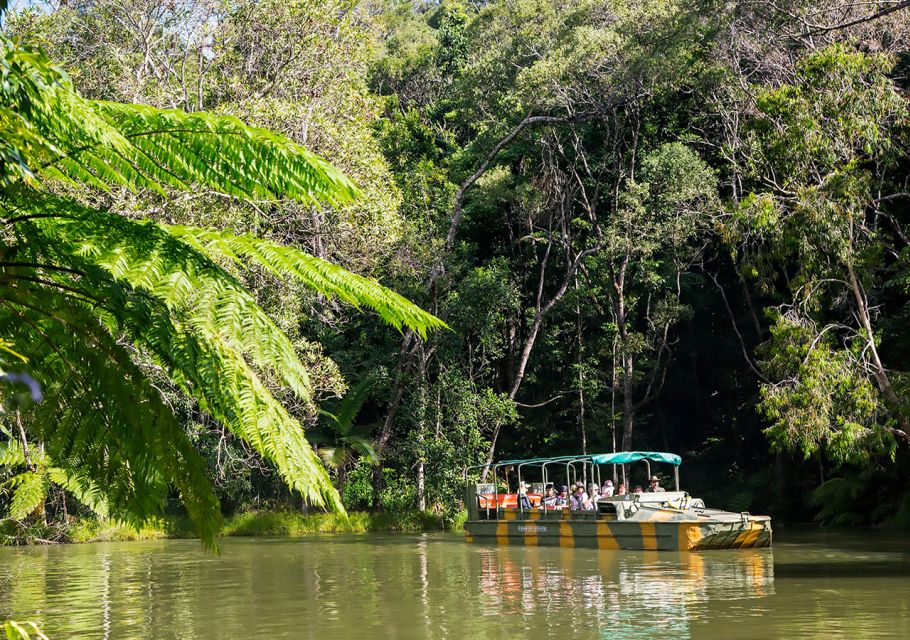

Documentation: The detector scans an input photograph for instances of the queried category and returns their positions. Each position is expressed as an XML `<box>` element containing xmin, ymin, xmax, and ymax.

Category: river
<box><xmin>1</xmin><ymin>529</ymin><xmax>909</xmax><ymax>639</ymax></box>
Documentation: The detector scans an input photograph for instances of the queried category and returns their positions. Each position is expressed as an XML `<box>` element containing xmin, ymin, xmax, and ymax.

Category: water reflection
<box><xmin>474</xmin><ymin>544</ymin><xmax>773</xmax><ymax>639</ymax></box>
<box><xmin>1</xmin><ymin>532</ymin><xmax>908</xmax><ymax>639</ymax></box>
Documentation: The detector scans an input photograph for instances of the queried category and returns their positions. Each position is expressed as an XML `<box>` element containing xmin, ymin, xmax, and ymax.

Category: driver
<box><xmin>646</xmin><ymin>475</ymin><xmax>665</xmax><ymax>492</ymax></box>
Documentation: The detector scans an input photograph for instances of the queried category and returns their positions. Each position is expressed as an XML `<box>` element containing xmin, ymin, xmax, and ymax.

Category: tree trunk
<box><xmin>575</xmin><ymin>275</ymin><xmax>587</xmax><ymax>454</ymax></box>
<box><xmin>337</xmin><ymin>466</ymin><xmax>347</xmax><ymax>505</ymax></box>
<box><xmin>621</xmin><ymin>349</ymin><xmax>634</xmax><ymax>453</ymax></box>
<box><xmin>416</xmin><ymin>454</ymin><xmax>426</xmax><ymax>512</ymax></box>
<box><xmin>372</xmin><ymin>332</ymin><xmax>415</xmax><ymax>511</ymax></box>
<box><xmin>846</xmin><ymin>261</ymin><xmax>910</xmax><ymax>441</ymax></box>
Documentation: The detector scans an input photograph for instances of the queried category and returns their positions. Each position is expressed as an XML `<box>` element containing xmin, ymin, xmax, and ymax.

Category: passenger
<box><xmin>646</xmin><ymin>475</ymin><xmax>665</xmax><ymax>493</ymax></box>
<box><xmin>570</xmin><ymin>485</ymin><xmax>588</xmax><ymax>510</ymax></box>
<box><xmin>584</xmin><ymin>483</ymin><xmax>599</xmax><ymax>510</ymax></box>
<box><xmin>633</xmin><ymin>485</ymin><xmax>643</xmax><ymax>494</ymax></box>
<box><xmin>518</xmin><ymin>480</ymin><xmax>532</xmax><ymax>509</ymax></box>
<box><xmin>601</xmin><ymin>480</ymin><xmax>614</xmax><ymax>497</ymax></box>
<box><xmin>541</xmin><ymin>485</ymin><xmax>557</xmax><ymax>508</ymax></box>
<box><xmin>555</xmin><ymin>485</ymin><xmax>570</xmax><ymax>507</ymax></box>
<box><xmin>616</xmin><ymin>483</ymin><xmax>627</xmax><ymax>496</ymax></box>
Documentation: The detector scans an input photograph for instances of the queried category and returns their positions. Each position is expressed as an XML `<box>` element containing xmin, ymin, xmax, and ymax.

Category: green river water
<box><xmin>1</xmin><ymin>529</ymin><xmax>909</xmax><ymax>639</ymax></box>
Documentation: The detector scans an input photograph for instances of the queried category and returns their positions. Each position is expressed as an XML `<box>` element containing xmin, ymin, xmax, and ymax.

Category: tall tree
<box><xmin>727</xmin><ymin>45</ymin><xmax>910</xmax><ymax>461</ymax></box>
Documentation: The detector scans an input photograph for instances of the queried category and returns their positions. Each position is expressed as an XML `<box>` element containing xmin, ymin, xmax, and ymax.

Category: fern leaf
<box><xmin>167</xmin><ymin>227</ymin><xmax>447</xmax><ymax>337</ymax></box>
<box><xmin>7</xmin><ymin>471</ymin><xmax>48</xmax><ymax>520</ymax></box>
<box><xmin>46</xmin><ymin>466</ymin><xmax>108</xmax><ymax>518</ymax></box>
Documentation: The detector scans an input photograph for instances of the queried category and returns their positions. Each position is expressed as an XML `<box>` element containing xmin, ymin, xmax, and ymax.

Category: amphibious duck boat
<box><xmin>463</xmin><ymin>452</ymin><xmax>771</xmax><ymax>551</ymax></box>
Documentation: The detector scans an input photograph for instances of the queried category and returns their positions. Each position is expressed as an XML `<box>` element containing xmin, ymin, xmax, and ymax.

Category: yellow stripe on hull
<box><xmin>496</xmin><ymin>522</ymin><xmax>510</xmax><ymax>546</ymax></box>
<box><xmin>596</xmin><ymin>521</ymin><xmax>620</xmax><ymax>550</ymax></box>
<box><xmin>639</xmin><ymin>522</ymin><xmax>658</xmax><ymax>551</ymax></box>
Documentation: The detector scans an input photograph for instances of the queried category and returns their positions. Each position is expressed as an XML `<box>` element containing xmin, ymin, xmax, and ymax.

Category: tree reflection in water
<box><xmin>4</xmin><ymin>534</ymin><xmax>909</xmax><ymax>639</ymax></box>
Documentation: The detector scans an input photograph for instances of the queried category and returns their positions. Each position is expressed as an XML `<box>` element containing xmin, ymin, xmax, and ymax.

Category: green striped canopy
<box><xmin>590</xmin><ymin>451</ymin><xmax>682</xmax><ymax>466</ymax></box>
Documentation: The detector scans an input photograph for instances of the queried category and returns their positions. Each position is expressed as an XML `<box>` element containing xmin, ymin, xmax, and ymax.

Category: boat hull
<box><xmin>464</xmin><ymin>513</ymin><xmax>771</xmax><ymax>551</ymax></box>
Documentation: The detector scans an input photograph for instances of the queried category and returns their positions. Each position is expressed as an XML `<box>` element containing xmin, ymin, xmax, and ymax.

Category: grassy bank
<box><xmin>1</xmin><ymin>509</ymin><xmax>467</xmax><ymax>545</ymax></box>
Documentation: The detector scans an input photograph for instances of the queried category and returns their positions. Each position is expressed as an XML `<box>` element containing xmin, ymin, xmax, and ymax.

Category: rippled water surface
<box><xmin>2</xmin><ymin>529</ymin><xmax>909</xmax><ymax>639</ymax></box>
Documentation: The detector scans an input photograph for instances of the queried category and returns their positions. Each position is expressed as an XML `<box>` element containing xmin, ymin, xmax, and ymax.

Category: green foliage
<box><xmin>6</xmin><ymin>472</ymin><xmax>46</xmax><ymax>521</ymax></box>
<box><xmin>2</xmin><ymin>621</ymin><xmax>48</xmax><ymax>640</ymax></box>
<box><xmin>0</xmin><ymin>436</ymin><xmax>108</xmax><ymax>520</ymax></box>
<box><xmin>0</xmin><ymin>33</ymin><xmax>443</xmax><ymax>547</ymax></box>
<box><xmin>310</xmin><ymin>375</ymin><xmax>380</xmax><ymax>483</ymax></box>
<box><xmin>6</xmin><ymin>0</ymin><xmax>910</xmax><ymax>536</ymax></box>
<box><xmin>758</xmin><ymin>314</ymin><xmax>894</xmax><ymax>463</ymax></box>
<box><xmin>3</xmin><ymin>509</ymin><xmax>454</xmax><ymax>544</ymax></box>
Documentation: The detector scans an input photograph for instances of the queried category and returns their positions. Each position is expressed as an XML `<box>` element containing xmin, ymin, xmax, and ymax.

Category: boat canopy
<box><xmin>590</xmin><ymin>451</ymin><xmax>681</xmax><ymax>466</ymax></box>
<box><xmin>470</xmin><ymin>451</ymin><xmax>682</xmax><ymax>470</ymax></box>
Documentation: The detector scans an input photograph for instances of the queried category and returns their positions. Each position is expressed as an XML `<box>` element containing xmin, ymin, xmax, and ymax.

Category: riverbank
<box><xmin>1</xmin><ymin>509</ymin><xmax>467</xmax><ymax>545</ymax></box>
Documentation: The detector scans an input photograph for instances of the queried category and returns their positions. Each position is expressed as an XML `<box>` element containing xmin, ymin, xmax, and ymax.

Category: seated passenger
<box><xmin>616</xmin><ymin>483</ymin><xmax>627</xmax><ymax>496</ymax></box>
<box><xmin>541</xmin><ymin>485</ymin><xmax>557</xmax><ymax>508</ymax></box>
<box><xmin>646</xmin><ymin>475</ymin><xmax>665</xmax><ymax>493</ymax></box>
<box><xmin>555</xmin><ymin>485</ymin><xmax>570</xmax><ymax>506</ymax></box>
<box><xmin>601</xmin><ymin>480</ymin><xmax>614</xmax><ymax>497</ymax></box>
<box><xmin>570</xmin><ymin>485</ymin><xmax>588</xmax><ymax>510</ymax></box>
<box><xmin>633</xmin><ymin>485</ymin><xmax>643</xmax><ymax>494</ymax></box>
<box><xmin>518</xmin><ymin>480</ymin><xmax>532</xmax><ymax>509</ymax></box>
<box><xmin>584</xmin><ymin>483</ymin><xmax>599</xmax><ymax>510</ymax></box>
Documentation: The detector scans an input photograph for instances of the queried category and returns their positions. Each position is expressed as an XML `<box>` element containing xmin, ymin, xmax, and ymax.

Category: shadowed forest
<box><xmin>3</xmin><ymin>0</ymin><xmax>910</xmax><ymax>541</ymax></box>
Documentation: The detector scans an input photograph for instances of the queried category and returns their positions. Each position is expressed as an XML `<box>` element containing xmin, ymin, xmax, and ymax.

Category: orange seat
<box><xmin>477</xmin><ymin>493</ymin><xmax>542</xmax><ymax>508</ymax></box>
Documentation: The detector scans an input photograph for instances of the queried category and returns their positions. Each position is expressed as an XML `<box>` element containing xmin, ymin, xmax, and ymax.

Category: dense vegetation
<box><xmin>3</xmin><ymin>0</ymin><xmax>910</xmax><ymax>540</ymax></box>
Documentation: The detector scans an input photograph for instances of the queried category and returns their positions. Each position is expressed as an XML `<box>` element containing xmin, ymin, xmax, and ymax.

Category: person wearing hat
<box><xmin>646</xmin><ymin>475</ymin><xmax>665</xmax><ymax>493</ymax></box>
<box><xmin>601</xmin><ymin>479</ymin><xmax>614</xmax><ymax>497</ymax></box>
<box><xmin>555</xmin><ymin>485</ymin><xmax>570</xmax><ymax>507</ymax></box>
<box><xmin>518</xmin><ymin>480</ymin><xmax>533</xmax><ymax>509</ymax></box>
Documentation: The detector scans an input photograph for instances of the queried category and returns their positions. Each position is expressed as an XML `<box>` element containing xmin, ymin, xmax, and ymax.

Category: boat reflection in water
<box><xmin>475</xmin><ymin>544</ymin><xmax>774</xmax><ymax>639</ymax></box>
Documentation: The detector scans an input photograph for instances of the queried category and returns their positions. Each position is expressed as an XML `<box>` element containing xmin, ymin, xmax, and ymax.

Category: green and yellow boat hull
<box><xmin>464</xmin><ymin>508</ymin><xmax>772</xmax><ymax>551</ymax></box>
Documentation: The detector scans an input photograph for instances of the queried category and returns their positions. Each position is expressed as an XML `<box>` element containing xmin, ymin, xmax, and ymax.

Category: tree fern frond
<box><xmin>94</xmin><ymin>101</ymin><xmax>359</xmax><ymax>205</ymax></box>
<box><xmin>3</xmin><ymin>203</ymin><xmax>343</xmax><ymax>518</ymax></box>
<box><xmin>46</xmin><ymin>467</ymin><xmax>108</xmax><ymax>518</ymax></box>
<box><xmin>7</xmin><ymin>471</ymin><xmax>48</xmax><ymax>520</ymax></box>
<box><xmin>0</xmin><ymin>34</ymin><xmax>436</xmax><ymax>541</ymax></box>
<box><xmin>0</xmin><ymin>287</ymin><xmax>222</xmax><ymax>546</ymax></box>
<box><xmin>0</xmin><ymin>439</ymin><xmax>26</xmax><ymax>466</ymax></box>
<box><xmin>11</xmin><ymin>194</ymin><xmax>313</xmax><ymax>402</ymax></box>
<box><xmin>167</xmin><ymin>226</ymin><xmax>448</xmax><ymax>337</ymax></box>
<box><xmin>0</xmin><ymin>43</ymin><xmax>358</xmax><ymax>205</ymax></box>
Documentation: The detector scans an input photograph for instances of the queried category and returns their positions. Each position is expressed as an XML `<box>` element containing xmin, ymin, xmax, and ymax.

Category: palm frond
<box><xmin>340</xmin><ymin>433</ymin><xmax>380</xmax><ymax>466</ymax></box>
